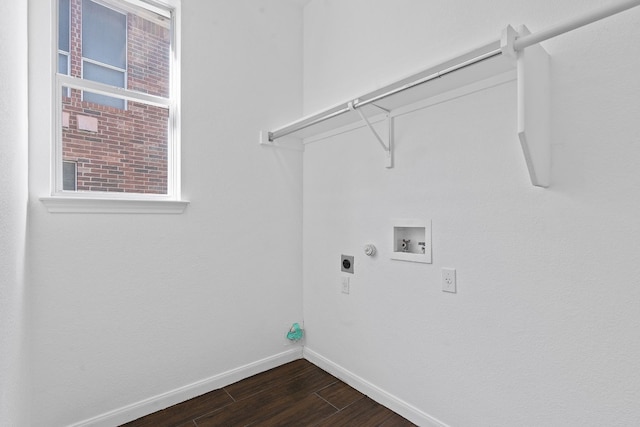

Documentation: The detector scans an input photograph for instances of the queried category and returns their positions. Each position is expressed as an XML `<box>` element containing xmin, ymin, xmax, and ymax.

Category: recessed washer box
<box><xmin>391</xmin><ymin>219</ymin><xmax>432</xmax><ymax>264</ymax></box>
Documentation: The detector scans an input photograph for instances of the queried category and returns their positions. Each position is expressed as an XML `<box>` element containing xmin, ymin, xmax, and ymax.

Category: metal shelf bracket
<box><xmin>348</xmin><ymin>101</ymin><xmax>394</xmax><ymax>169</ymax></box>
<box><xmin>501</xmin><ymin>24</ymin><xmax>550</xmax><ymax>187</ymax></box>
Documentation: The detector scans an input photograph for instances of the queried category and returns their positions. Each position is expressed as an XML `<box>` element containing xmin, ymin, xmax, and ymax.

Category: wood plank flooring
<box><xmin>120</xmin><ymin>359</ymin><xmax>417</xmax><ymax>427</ymax></box>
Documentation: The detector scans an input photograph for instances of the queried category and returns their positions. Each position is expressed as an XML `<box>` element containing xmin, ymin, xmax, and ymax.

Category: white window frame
<box><xmin>43</xmin><ymin>0</ymin><xmax>187</xmax><ymax>214</ymax></box>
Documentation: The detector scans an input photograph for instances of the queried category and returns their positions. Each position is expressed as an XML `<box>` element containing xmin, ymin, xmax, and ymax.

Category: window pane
<box><xmin>61</xmin><ymin>92</ymin><xmax>169</xmax><ymax>194</ymax></box>
<box><xmin>58</xmin><ymin>53</ymin><xmax>69</xmax><ymax>75</ymax></box>
<box><xmin>82</xmin><ymin>0</ymin><xmax>126</xmax><ymax>69</ymax></box>
<box><xmin>127</xmin><ymin>13</ymin><xmax>171</xmax><ymax>97</ymax></box>
<box><xmin>83</xmin><ymin>61</ymin><xmax>125</xmax><ymax>109</ymax></box>
<box><xmin>59</xmin><ymin>0</ymin><xmax>70</xmax><ymax>52</ymax></box>
<box><xmin>63</xmin><ymin>161</ymin><xmax>77</xmax><ymax>191</ymax></box>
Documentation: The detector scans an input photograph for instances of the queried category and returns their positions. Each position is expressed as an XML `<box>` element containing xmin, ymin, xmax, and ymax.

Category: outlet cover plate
<box><xmin>341</xmin><ymin>277</ymin><xmax>350</xmax><ymax>294</ymax></box>
<box><xmin>442</xmin><ymin>268</ymin><xmax>456</xmax><ymax>293</ymax></box>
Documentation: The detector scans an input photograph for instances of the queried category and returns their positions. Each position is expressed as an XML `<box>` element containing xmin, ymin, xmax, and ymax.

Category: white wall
<box><xmin>0</xmin><ymin>1</ymin><xmax>30</xmax><ymax>425</ymax></box>
<box><xmin>28</xmin><ymin>1</ymin><xmax>304</xmax><ymax>425</ymax></box>
<box><xmin>302</xmin><ymin>1</ymin><xmax>640</xmax><ymax>426</ymax></box>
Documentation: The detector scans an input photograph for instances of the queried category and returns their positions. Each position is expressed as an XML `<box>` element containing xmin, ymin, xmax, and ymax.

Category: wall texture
<box><xmin>0</xmin><ymin>1</ymin><xmax>29</xmax><ymax>425</ymax></box>
<box><xmin>302</xmin><ymin>1</ymin><xmax>640</xmax><ymax>426</ymax></box>
<box><xmin>28</xmin><ymin>0</ymin><xmax>304</xmax><ymax>425</ymax></box>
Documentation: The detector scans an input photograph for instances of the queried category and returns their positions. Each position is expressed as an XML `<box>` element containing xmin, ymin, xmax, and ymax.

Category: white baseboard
<box><xmin>303</xmin><ymin>347</ymin><xmax>448</xmax><ymax>427</ymax></box>
<box><xmin>69</xmin><ymin>347</ymin><xmax>303</xmax><ymax>427</ymax></box>
<box><xmin>69</xmin><ymin>346</ymin><xmax>445</xmax><ymax>427</ymax></box>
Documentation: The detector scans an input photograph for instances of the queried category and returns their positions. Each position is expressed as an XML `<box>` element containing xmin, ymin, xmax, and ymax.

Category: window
<box><xmin>53</xmin><ymin>0</ymin><xmax>181</xmax><ymax>203</ymax></box>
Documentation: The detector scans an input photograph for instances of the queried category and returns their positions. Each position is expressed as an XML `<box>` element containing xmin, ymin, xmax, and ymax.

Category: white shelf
<box><xmin>261</xmin><ymin>28</ymin><xmax>551</xmax><ymax>187</ymax></box>
<box><xmin>269</xmin><ymin>41</ymin><xmax>511</xmax><ymax>141</ymax></box>
<box><xmin>262</xmin><ymin>0</ymin><xmax>640</xmax><ymax>187</ymax></box>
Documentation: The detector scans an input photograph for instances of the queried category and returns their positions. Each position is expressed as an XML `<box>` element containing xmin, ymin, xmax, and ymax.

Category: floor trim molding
<box><xmin>303</xmin><ymin>347</ymin><xmax>448</xmax><ymax>427</ymax></box>
<box><xmin>68</xmin><ymin>347</ymin><xmax>303</xmax><ymax>427</ymax></box>
<box><xmin>69</xmin><ymin>346</ymin><xmax>446</xmax><ymax>427</ymax></box>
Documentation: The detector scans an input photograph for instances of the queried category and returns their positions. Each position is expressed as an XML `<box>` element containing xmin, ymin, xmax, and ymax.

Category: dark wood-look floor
<box><xmin>120</xmin><ymin>359</ymin><xmax>417</xmax><ymax>427</ymax></box>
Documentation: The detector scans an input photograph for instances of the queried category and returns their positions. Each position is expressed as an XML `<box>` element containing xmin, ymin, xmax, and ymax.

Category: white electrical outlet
<box><xmin>341</xmin><ymin>277</ymin><xmax>350</xmax><ymax>294</ymax></box>
<box><xmin>442</xmin><ymin>268</ymin><xmax>456</xmax><ymax>293</ymax></box>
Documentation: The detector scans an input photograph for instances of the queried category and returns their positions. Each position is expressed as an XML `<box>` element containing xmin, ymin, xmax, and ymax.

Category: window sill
<box><xmin>40</xmin><ymin>196</ymin><xmax>189</xmax><ymax>214</ymax></box>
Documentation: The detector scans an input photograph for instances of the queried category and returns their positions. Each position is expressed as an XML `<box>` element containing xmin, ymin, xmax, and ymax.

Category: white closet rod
<box><xmin>269</xmin><ymin>48</ymin><xmax>501</xmax><ymax>141</ymax></box>
<box><xmin>513</xmin><ymin>0</ymin><xmax>640</xmax><ymax>51</ymax></box>
<box><xmin>354</xmin><ymin>49</ymin><xmax>502</xmax><ymax>110</ymax></box>
<box><xmin>268</xmin><ymin>0</ymin><xmax>640</xmax><ymax>142</ymax></box>
<box><xmin>270</xmin><ymin>105</ymin><xmax>352</xmax><ymax>141</ymax></box>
